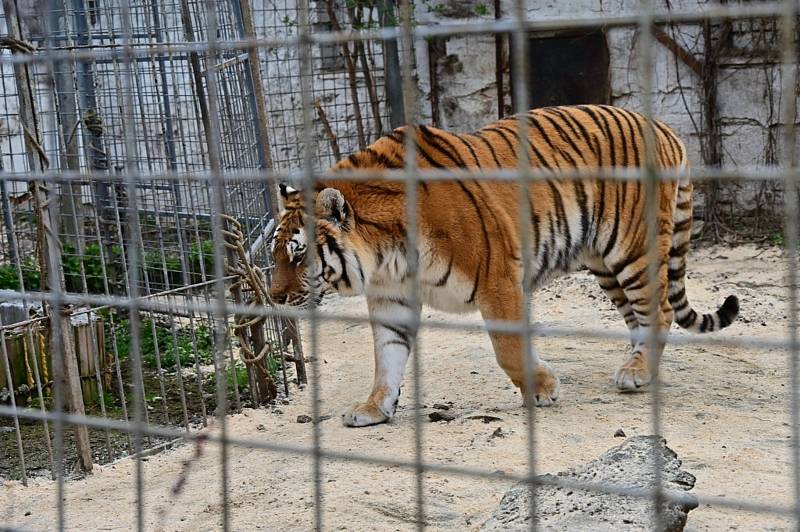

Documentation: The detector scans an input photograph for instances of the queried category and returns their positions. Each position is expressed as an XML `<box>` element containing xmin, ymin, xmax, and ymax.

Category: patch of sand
<box><xmin>1</xmin><ymin>244</ymin><xmax>794</xmax><ymax>531</ymax></box>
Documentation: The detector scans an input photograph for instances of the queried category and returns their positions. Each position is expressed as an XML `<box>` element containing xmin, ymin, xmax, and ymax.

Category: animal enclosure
<box><xmin>0</xmin><ymin>0</ymin><xmax>799</xmax><ymax>531</ymax></box>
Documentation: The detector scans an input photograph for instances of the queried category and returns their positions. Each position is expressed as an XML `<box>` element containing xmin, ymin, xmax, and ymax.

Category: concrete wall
<box><xmin>411</xmin><ymin>0</ymin><xmax>797</xmax><ymax>219</ymax></box>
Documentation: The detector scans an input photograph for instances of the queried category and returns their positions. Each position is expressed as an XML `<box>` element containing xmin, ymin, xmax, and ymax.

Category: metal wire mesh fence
<box><xmin>0</xmin><ymin>0</ymin><xmax>797</xmax><ymax>530</ymax></box>
<box><xmin>0</xmin><ymin>0</ymin><xmax>310</xmax><ymax>479</ymax></box>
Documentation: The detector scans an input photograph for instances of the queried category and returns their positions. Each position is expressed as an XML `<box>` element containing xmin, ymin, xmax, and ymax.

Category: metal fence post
<box><xmin>378</xmin><ymin>0</ymin><xmax>405</xmax><ymax>129</ymax></box>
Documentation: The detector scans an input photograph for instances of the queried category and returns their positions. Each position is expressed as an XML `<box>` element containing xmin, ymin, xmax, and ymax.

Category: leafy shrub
<box><xmin>0</xmin><ymin>258</ymin><xmax>41</xmax><ymax>290</ymax></box>
<box><xmin>110</xmin><ymin>317</ymin><xmax>216</xmax><ymax>370</ymax></box>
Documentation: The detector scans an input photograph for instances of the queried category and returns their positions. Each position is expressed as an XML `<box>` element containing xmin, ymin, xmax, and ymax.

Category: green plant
<box><xmin>0</xmin><ymin>264</ymin><xmax>20</xmax><ymax>290</ymax></box>
<box><xmin>189</xmin><ymin>239</ymin><xmax>215</xmax><ymax>278</ymax></box>
<box><xmin>771</xmin><ymin>232</ymin><xmax>784</xmax><ymax>246</ymax></box>
<box><xmin>227</xmin><ymin>365</ymin><xmax>249</xmax><ymax>390</ymax></box>
<box><xmin>267</xmin><ymin>352</ymin><xmax>282</xmax><ymax>379</ymax></box>
<box><xmin>62</xmin><ymin>242</ymin><xmax>112</xmax><ymax>294</ymax></box>
<box><xmin>474</xmin><ymin>3</ymin><xmax>489</xmax><ymax>16</ymax></box>
<box><xmin>281</xmin><ymin>15</ymin><xmax>297</xmax><ymax>34</ymax></box>
<box><xmin>110</xmin><ymin>317</ymin><xmax>217</xmax><ymax>370</ymax></box>
<box><xmin>0</xmin><ymin>258</ymin><xmax>41</xmax><ymax>291</ymax></box>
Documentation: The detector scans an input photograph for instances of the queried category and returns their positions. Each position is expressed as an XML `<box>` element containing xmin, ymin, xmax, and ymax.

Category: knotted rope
<box><xmin>221</xmin><ymin>214</ymin><xmax>272</xmax><ymax>364</ymax></box>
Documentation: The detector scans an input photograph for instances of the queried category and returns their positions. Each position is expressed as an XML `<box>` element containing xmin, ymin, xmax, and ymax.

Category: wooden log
<box><xmin>56</xmin><ymin>310</ymin><xmax>93</xmax><ymax>473</ymax></box>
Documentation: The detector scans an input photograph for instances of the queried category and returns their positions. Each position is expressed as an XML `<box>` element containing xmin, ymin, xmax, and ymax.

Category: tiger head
<box><xmin>269</xmin><ymin>183</ymin><xmax>365</xmax><ymax>308</ymax></box>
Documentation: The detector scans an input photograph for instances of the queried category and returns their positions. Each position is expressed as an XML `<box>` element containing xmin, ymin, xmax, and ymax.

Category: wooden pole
<box><xmin>2</xmin><ymin>0</ymin><xmax>93</xmax><ymax>473</ymax></box>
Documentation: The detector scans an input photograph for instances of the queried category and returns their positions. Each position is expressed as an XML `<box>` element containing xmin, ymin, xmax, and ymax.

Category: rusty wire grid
<box><xmin>0</xmin><ymin>0</ymin><xmax>798</xmax><ymax>531</ymax></box>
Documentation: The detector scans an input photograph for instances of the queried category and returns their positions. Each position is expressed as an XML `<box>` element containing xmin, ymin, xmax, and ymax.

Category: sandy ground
<box><xmin>1</xmin><ymin>244</ymin><xmax>796</xmax><ymax>531</ymax></box>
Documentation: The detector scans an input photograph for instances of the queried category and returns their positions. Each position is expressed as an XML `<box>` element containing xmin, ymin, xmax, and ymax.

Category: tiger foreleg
<box><xmin>480</xmin><ymin>285</ymin><xmax>560</xmax><ymax>406</ymax></box>
<box><xmin>341</xmin><ymin>295</ymin><xmax>420</xmax><ymax>427</ymax></box>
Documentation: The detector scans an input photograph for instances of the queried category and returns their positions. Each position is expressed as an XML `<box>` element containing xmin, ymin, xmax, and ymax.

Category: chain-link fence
<box><xmin>0</xmin><ymin>0</ymin><xmax>798</xmax><ymax>530</ymax></box>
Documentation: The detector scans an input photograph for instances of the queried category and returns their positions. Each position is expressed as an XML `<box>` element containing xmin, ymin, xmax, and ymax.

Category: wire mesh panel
<box><xmin>0</xmin><ymin>0</ymin><xmax>297</xmax><ymax>481</ymax></box>
<box><xmin>0</xmin><ymin>0</ymin><xmax>798</xmax><ymax>531</ymax></box>
<box><xmin>252</xmin><ymin>0</ymin><xmax>393</xmax><ymax>170</ymax></box>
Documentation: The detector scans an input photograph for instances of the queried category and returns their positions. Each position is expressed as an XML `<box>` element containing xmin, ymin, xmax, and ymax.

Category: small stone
<box><xmin>256</xmin><ymin>424</ymin><xmax>266</xmax><ymax>431</ymax></box>
<box><xmin>614</xmin><ymin>428</ymin><xmax>626</xmax><ymax>438</ymax></box>
<box><xmin>281</xmin><ymin>399</ymin><xmax>290</xmax><ymax>405</ymax></box>
<box><xmin>428</xmin><ymin>411</ymin><xmax>458</xmax><ymax>422</ymax></box>
<box><xmin>490</xmin><ymin>427</ymin><xmax>506</xmax><ymax>439</ymax></box>
<box><xmin>432</xmin><ymin>403</ymin><xmax>450</xmax><ymax>411</ymax></box>
<box><xmin>24</xmin><ymin>511</ymin><xmax>31</xmax><ymax>517</ymax></box>
<box><xmin>470</xmin><ymin>370</ymin><xmax>479</xmax><ymax>375</ymax></box>
<box><xmin>297</xmin><ymin>415</ymin><xmax>313</xmax><ymax>423</ymax></box>
<box><xmin>272</xmin><ymin>408</ymin><xmax>283</xmax><ymax>415</ymax></box>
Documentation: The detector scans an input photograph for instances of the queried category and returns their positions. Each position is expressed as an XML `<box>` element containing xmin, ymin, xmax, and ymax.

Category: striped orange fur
<box><xmin>269</xmin><ymin>105</ymin><xmax>739</xmax><ymax>427</ymax></box>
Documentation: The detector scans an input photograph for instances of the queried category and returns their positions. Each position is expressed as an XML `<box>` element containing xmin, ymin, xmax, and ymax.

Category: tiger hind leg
<box><xmin>480</xmin><ymin>283</ymin><xmax>560</xmax><ymax>406</ymax></box>
<box><xmin>584</xmin><ymin>256</ymin><xmax>639</xmax><ymax>347</ymax></box>
<box><xmin>609</xmin><ymin>253</ymin><xmax>675</xmax><ymax>391</ymax></box>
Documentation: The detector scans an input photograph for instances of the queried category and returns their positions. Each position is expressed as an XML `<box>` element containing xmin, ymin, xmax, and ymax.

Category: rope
<box><xmin>221</xmin><ymin>214</ymin><xmax>273</xmax><ymax>365</ymax></box>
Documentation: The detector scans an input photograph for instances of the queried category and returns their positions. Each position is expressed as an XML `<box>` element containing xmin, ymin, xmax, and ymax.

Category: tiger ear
<box><xmin>278</xmin><ymin>182</ymin><xmax>299</xmax><ymax>209</ymax></box>
<box><xmin>316</xmin><ymin>187</ymin><xmax>350</xmax><ymax>226</ymax></box>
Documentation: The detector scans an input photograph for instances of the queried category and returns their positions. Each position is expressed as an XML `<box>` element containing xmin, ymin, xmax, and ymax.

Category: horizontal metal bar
<box><xmin>0</xmin><ymin>1</ymin><xmax>793</xmax><ymax>65</ymax></box>
<box><xmin>1</xmin><ymin>166</ymin><xmax>798</xmax><ymax>186</ymax></box>
<box><xmin>0</xmin><ymin>287</ymin><xmax>790</xmax><ymax>352</ymax></box>
<box><xmin>0</xmin><ymin>404</ymin><xmax>793</xmax><ymax>519</ymax></box>
<box><xmin>64</xmin><ymin>275</ymin><xmax>237</xmax><ymax>317</ymax></box>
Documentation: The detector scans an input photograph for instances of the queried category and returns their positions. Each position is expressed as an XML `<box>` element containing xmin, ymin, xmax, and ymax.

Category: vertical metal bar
<box><xmin>202</xmin><ymin>0</ymin><xmax>231</xmax><ymax>528</ymax></box>
<box><xmin>0</xmin><ymin>316</ymin><xmax>27</xmax><ymax>485</ymax></box>
<box><xmin>230</xmin><ymin>0</ymin><xmax>276</xmax><ymax>180</ymax></box>
<box><xmin>45</xmin><ymin>2</ymin><xmax>93</xmax><ymax>476</ymax></box>
<box><xmin>494</xmin><ymin>0</ymin><xmax>504</xmax><ymax>119</ymax></box>
<box><xmin>377</xmin><ymin>0</ymin><xmax>404</xmax><ymax>129</ymax></box>
<box><xmin>148</xmin><ymin>0</ymin><xmax>180</xmax><ymax>175</ymax></box>
<box><xmin>179</xmin><ymin>0</ymin><xmax>213</xmax><ymax>150</ymax></box>
<box><xmin>69</xmin><ymin>0</ymin><xmax>111</xmax><ymax>229</ymax></box>
<box><xmin>41</xmin><ymin>2</ymin><xmax>85</xmax><ymax>522</ymax></box>
<box><xmin>510</xmin><ymin>1</ymin><xmax>537</xmax><ymax>530</ymax></box>
<box><xmin>108</xmin><ymin>182</ymin><xmax>152</xmax><ymax>443</ymax></box>
<box><xmin>183</xmin><ymin>184</ymin><xmax>211</xmax><ymax>427</ymax></box>
<box><xmin>117</xmin><ymin>0</ymin><xmax>146</xmax><ymax>527</ymax></box>
<box><xmin>64</xmin><ymin>175</ymin><xmax>114</xmax><ymax>461</ymax></box>
<box><xmin>395</xmin><ymin>0</ymin><xmax>425</xmax><ymax>528</ymax></box>
<box><xmin>163</xmin><ymin>52</ymin><xmax>209</xmax><ymax>427</ymax></box>
<box><xmin>0</xmin><ymin>170</ymin><xmax>55</xmax><ymax>473</ymax></box>
<box><xmin>295</xmin><ymin>0</ymin><xmax>324</xmax><ymax>529</ymax></box>
<box><xmin>88</xmin><ymin>184</ymin><xmax>133</xmax><ymax>450</ymax></box>
<box><xmin>49</xmin><ymin>3</ymin><xmax>84</xmax><ymax>248</ymax></box>
<box><xmin>0</xmin><ymin>181</ymin><xmax>18</xmax><ymax>267</ymax></box>
<box><xmin>140</xmin><ymin>1</ymin><xmax>193</xmax><ymax>435</ymax></box>
<box><xmin>779</xmin><ymin>0</ymin><xmax>800</xmax><ymax>526</ymax></box>
<box><xmin>636</xmin><ymin>1</ymin><xmax>664</xmax><ymax>529</ymax></box>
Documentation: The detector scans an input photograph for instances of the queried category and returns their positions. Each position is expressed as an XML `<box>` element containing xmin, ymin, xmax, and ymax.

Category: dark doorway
<box><xmin>511</xmin><ymin>29</ymin><xmax>611</xmax><ymax>109</ymax></box>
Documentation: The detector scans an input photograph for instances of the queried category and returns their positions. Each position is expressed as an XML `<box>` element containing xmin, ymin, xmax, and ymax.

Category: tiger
<box><xmin>269</xmin><ymin>104</ymin><xmax>740</xmax><ymax>427</ymax></box>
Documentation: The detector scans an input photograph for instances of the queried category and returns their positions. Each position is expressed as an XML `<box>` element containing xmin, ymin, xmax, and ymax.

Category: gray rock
<box><xmin>428</xmin><ymin>411</ymin><xmax>458</xmax><ymax>422</ymax></box>
<box><xmin>481</xmin><ymin>436</ymin><xmax>697</xmax><ymax>532</ymax></box>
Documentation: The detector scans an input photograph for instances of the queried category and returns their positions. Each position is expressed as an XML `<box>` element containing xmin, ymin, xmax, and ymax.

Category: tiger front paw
<box><xmin>519</xmin><ymin>361</ymin><xmax>561</xmax><ymax>407</ymax></box>
<box><xmin>614</xmin><ymin>352</ymin><xmax>652</xmax><ymax>391</ymax></box>
<box><xmin>341</xmin><ymin>401</ymin><xmax>390</xmax><ymax>427</ymax></box>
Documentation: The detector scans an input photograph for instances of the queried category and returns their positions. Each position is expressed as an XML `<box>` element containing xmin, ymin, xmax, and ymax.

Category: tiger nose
<box><xmin>270</xmin><ymin>291</ymin><xmax>288</xmax><ymax>305</ymax></box>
